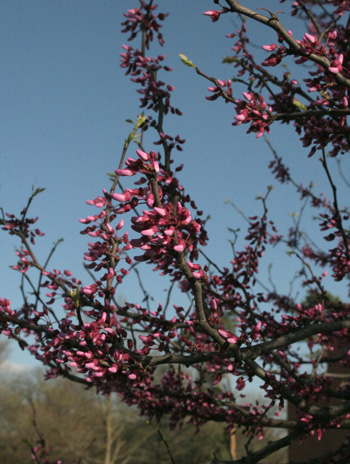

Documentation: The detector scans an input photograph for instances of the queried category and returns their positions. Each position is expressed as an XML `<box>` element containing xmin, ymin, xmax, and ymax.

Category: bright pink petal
<box><xmin>141</xmin><ymin>225</ymin><xmax>158</xmax><ymax>236</ymax></box>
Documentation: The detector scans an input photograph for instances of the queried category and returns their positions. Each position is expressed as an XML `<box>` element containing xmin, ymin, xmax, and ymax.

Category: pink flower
<box><xmin>136</xmin><ymin>149</ymin><xmax>150</xmax><ymax>161</ymax></box>
<box><xmin>329</xmin><ymin>54</ymin><xmax>343</xmax><ymax>74</ymax></box>
<box><xmin>218</xmin><ymin>329</ymin><xmax>238</xmax><ymax>344</ymax></box>
<box><xmin>304</xmin><ymin>33</ymin><xmax>317</xmax><ymax>43</ymax></box>
<box><xmin>262</xmin><ymin>43</ymin><xmax>277</xmax><ymax>51</ymax></box>
<box><xmin>141</xmin><ymin>225</ymin><xmax>158</xmax><ymax>236</ymax></box>
<box><xmin>115</xmin><ymin>168</ymin><xmax>137</xmax><ymax>176</ymax></box>
<box><xmin>173</xmin><ymin>241</ymin><xmax>186</xmax><ymax>252</ymax></box>
<box><xmin>203</xmin><ymin>10</ymin><xmax>223</xmax><ymax>22</ymax></box>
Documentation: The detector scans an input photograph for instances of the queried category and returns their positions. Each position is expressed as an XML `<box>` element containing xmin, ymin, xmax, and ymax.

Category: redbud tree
<box><xmin>2</xmin><ymin>1</ymin><xmax>350</xmax><ymax>463</ymax></box>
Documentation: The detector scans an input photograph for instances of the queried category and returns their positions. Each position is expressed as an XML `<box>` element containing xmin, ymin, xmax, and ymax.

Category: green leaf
<box><xmin>31</xmin><ymin>186</ymin><xmax>46</xmax><ymax>198</ymax></box>
<box><xmin>107</xmin><ymin>172</ymin><xmax>116</xmax><ymax>182</ymax></box>
<box><xmin>179</xmin><ymin>54</ymin><xmax>197</xmax><ymax>69</ymax></box>
<box><xmin>136</xmin><ymin>113</ymin><xmax>146</xmax><ymax>128</ymax></box>
<box><xmin>292</xmin><ymin>98</ymin><xmax>307</xmax><ymax>111</ymax></box>
<box><xmin>222</xmin><ymin>56</ymin><xmax>239</xmax><ymax>64</ymax></box>
<box><xmin>124</xmin><ymin>113</ymin><xmax>146</xmax><ymax>145</ymax></box>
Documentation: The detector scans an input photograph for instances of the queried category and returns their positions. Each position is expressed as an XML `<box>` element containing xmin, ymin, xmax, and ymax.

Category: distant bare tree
<box><xmin>0</xmin><ymin>338</ymin><xmax>10</xmax><ymax>365</ymax></box>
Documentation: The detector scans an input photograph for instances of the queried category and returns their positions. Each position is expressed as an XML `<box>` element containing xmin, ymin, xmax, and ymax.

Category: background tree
<box><xmin>0</xmin><ymin>366</ymin><xmax>287</xmax><ymax>463</ymax></box>
<box><xmin>0</xmin><ymin>339</ymin><xmax>10</xmax><ymax>365</ymax></box>
<box><xmin>1</xmin><ymin>1</ymin><xmax>350</xmax><ymax>463</ymax></box>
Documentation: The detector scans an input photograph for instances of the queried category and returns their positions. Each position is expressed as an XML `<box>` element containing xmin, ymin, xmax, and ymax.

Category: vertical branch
<box><xmin>321</xmin><ymin>148</ymin><xmax>349</xmax><ymax>260</ymax></box>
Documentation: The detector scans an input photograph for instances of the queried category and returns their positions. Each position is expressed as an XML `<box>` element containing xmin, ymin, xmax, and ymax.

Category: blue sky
<box><xmin>1</xmin><ymin>1</ymin><xmax>350</xmax><ymax>368</ymax></box>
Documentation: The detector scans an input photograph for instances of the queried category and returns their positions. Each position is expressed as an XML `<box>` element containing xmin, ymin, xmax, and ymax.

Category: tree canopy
<box><xmin>2</xmin><ymin>1</ymin><xmax>350</xmax><ymax>463</ymax></box>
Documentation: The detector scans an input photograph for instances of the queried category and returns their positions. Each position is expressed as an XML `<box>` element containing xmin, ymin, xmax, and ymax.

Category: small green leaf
<box><xmin>179</xmin><ymin>54</ymin><xmax>197</xmax><ymax>69</ymax></box>
<box><xmin>107</xmin><ymin>172</ymin><xmax>116</xmax><ymax>182</ymax></box>
<box><xmin>289</xmin><ymin>212</ymin><xmax>299</xmax><ymax>218</ymax></box>
<box><xmin>320</xmin><ymin>90</ymin><xmax>330</xmax><ymax>100</ymax></box>
<box><xmin>292</xmin><ymin>98</ymin><xmax>307</xmax><ymax>111</ymax></box>
<box><xmin>31</xmin><ymin>187</ymin><xmax>46</xmax><ymax>198</ymax></box>
<box><xmin>222</xmin><ymin>56</ymin><xmax>239</xmax><ymax>64</ymax></box>
<box><xmin>136</xmin><ymin>113</ymin><xmax>146</xmax><ymax>128</ymax></box>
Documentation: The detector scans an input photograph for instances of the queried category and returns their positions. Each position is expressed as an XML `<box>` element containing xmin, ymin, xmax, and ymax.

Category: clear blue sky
<box><xmin>1</xmin><ymin>1</ymin><xmax>349</xmax><ymax>367</ymax></box>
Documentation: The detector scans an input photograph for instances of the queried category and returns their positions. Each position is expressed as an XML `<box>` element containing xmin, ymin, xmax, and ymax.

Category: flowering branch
<box><xmin>2</xmin><ymin>1</ymin><xmax>350</xmax><ymax>463</ymax></box>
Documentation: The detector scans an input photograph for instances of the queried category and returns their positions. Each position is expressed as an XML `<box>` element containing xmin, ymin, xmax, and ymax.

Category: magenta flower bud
<box><xmin>304</xmin><ymin>33</ymin><xmax>317</xmax><ymax>43</ymax></box>
<box><xmin>115</xmin><ymin>168</ymin><xmax>137</xmax><ymax>176</ymax></box>
<box><xmin>106</xmin><ymin>223</ymin><xmax>114</xmax><ymax>233</ymax></box>
<box><xmin>141</xmin><ymin>225</ymin><xmax>158</xmax><ymax>236</ymax></box>
<box><xmin>154</xmin><ymin>207</ymin><xmax>167</xmax><ymax>216</ymax></box>
<box><xmin>203</xmin><ymin>9</ymin><xmax>223</xmax><ymax>22</ymax></box>
<box><xmin>116</xmin><ymin>219</ymin><xmax>124</xmax><ymax>230</ymax></box>
<box><xmin>164</xmin><ymin>227</ymin><xmax>175</xmax><ymax>236</ymax></box>
<box><xmin>174</xmin><ymin>241</ymin><xmax>185</xmax><ymax>252</ymax></box>
<box><xmin>113</xmin><ymin>193</ymin><xmax>128</xmax><ymax>201</ymax></box>
<box><xmin>136</xmin><ymin>149</ymin><xmax>150</xmax><ymax>161</ymax></box>
<box><xmin>152</xmin><ymin>160</ymin><xmax>160</xmax><ymax>173</ymax></box>
<box><xmin>243</xmin><ymin>92</ymin><xmax>254</xmax><ymax>101</ymax></box>
<box><xmin>262</xmin><ymin>43</ymin><xmax>277</xmax><ymax>51</ymax></box>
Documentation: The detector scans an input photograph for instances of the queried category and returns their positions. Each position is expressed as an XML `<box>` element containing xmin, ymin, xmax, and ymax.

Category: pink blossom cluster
<box><xmin>282</xmin><ymin>0</ymin><xmax>350</xmax><ymax>18</ymax></box>
<box><xmin>203</xmin><ymin>7</ymin><xmax>350</xmax><ymax>157</ymax></box>
<box><xmin>233</xmin><ymin>92</ymin><xmax>272</xmax><ymax>138</ymax></box>
<box><xmin>2</xmin><ymin>211</ymin><xmax>44</xmax><ymax>244</ymax></box>
<box><xmin>121</xmin><ymin>2</ymin><xmax>167</xmax><ymax>48</ymax></box>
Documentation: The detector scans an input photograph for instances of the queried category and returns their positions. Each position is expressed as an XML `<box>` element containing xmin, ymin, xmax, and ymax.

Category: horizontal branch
<box><xmin>273</xmin><ymin>108</ymin><xmax>350</xmax><ymax>122</ymax></box>
<box><xmin>246</xmin><ymin>318</ymin><xmax>350</xmax><ymax>360</ymax></box>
